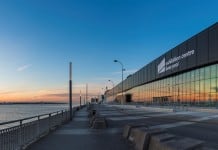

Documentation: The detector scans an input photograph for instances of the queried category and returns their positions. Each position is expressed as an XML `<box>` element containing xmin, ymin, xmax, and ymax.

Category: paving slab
<box><xmin>28</xmin><ymin>107</ymin><xmax>132</xmax><ymax>150</ymax></box>
<box><xmin>28</xmin><ymin>104</ymin><xmax>218</xmax><ymax>150</ymax></box>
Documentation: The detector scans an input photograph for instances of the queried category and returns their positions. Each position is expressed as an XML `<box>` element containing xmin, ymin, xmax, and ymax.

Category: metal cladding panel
<box><xmin>136</xmin><ymin>72</ymin><xmax>139</xmax><ymax>86</ymax></box>
<box><xmin>149</xmin><ymin>63</ymin><xmax>153</xmax><ymax>81</ymax></box>
<box><xmin>137</xmin><ymin>70</ymin><xmax>140</xmax><ymax>86</ymax></box>
<box><xmin>129</xmin><ymin>74</ymin><xmax>132</xmax><ymax>88</ymax></box>
<box><xmin>139</xmin><ymin>70</ymin><xmax>142</xmax><ymax>85</ymax></box>
<box><xmin>115</xmin><ymin>86</ymin><xmax>118</xmax><ymax>94</ymax></box>
<box><xmin>119</xmin><ymin>83</ymin><xmax>122</xmax><ymax>93</ymax></box>
<box><xmin>124</xmin><ymin>79</ymin><xmax>128</xmax><ymax>91</ymax></box>
<box><xmin>116</xmin><ymin>83</ymin><xmax>119</xmax><ymax>93</ymax></box>
<box><xmin>139</xmin><ymin>69</ymin><xmax>143</xmax><ymax>85</ymax></box>
<box><xmin>133</xmin><ymin>73</ymin><xmax>137</xmax><ymax>87</ymax></box>
<box><xmin>171</xmin><ymin>47</ymin><xmax>179</xmax><ymax>73</ymax></box>
<box><xmin>178</xmin><ymin>43</ymin><xmax>187</xmax><ymax>71</ymax></box>
<box><xmin>151</xmin><ymin>61</ymin><xmax>156</xmax><ymax>80</ymax></box>
<box><xmin>131</xmin><ymin>76</ymin><xmax>134</xmax><ymax>88</ymax></box>
<box><xmin>123</xmin><ymin>79</ymin><xmax>126</xmax><ymax>91</ymax></box>
<box><xmin>127</xmin><ymin>78</ymin><xmax>129</xmax><ymax>89</ymax></box>
<box><xmin>147</xmin><ymin>64</ymin><xmax>151</xmax><ymax>82</ymax></box>
<box><xmin>135</xmin><ymin>72</ymin><xmax>138</xmax><ymax>86</ymax></box>
<box><xmin>130</xmin><ymin>76</ymin><xmax>133</xmax><ymax>88</ymax></box>
<box><xmin>141</xmin><ymin>67</ymin><xmax>146</xmax><ymax>84</ymax></box>
<box><xmin>164</xmin><ymin>50</ymin><xmax>172</xmax><ymax>76</ymax></box>
<box><xmin>125</xmin><ymin>78</ymin><xmax>129</xmax><ymax>90</ymax></box>
<box><xmin>128</xmin><ymin>76</ymin><xmax>131</xmax><ymax>89</ymax></box>
<box><xmin>208</xmin><ymin>24</ymin><xmax>218</xmax><ymax>63</ymax></box>
<box><xmin>142</xmin><ymin>68</ymin><xmax>145</xmax><ymax>84</ymax></box>
<box><xmin>187</xmin><ymin>37</ymin><xmax>197</xmax><ymax>68</ymax></box>
<box><xmin>114</xmin><ymin>87</ymin><xmax>117</xmax><ymax>94</ymax></box>
<box><xmin>197</xmin><ymin>30</ymin><xmax>209</xmax><ymax>65</ymax></box>
<box><xmin>132</xmin><ymin>73</ymin><xmax>135</xmax><ymax>87</ymax></box>
<box><xmin>144</xmin><ymin>66</ymin><xmax>148</xmax><ymax>83</ymax></box>
<box><xmin>138</xmin><ymin>70</ymin><xmax>141</xmax><ymax>86</ymax></box>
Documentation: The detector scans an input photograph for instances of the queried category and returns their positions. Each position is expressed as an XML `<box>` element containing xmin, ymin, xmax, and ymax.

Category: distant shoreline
<box><xmin>0</xmin><ymin>102</ymin><xmax>68</xmax><ymax>105</ymax></box>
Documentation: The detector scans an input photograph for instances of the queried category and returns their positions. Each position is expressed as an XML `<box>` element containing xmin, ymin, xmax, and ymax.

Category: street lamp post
<box><xmin>108</xmin><ymin>80</ymin><xmax>115</xmax><ymax>101</ymax></box>
<box><xmin>102</xmin><ymin>88</ymin><xmax>104</xmax><ymax>102</ymax></box>
<box><xmin>86</xmin><ymin>83</ymin><xmax>88</xmax><ymax>104</ymax></box>
<box><xmin>80</xmin><ymin>90</ymin><xmax>82</xmax><ymax>108</ymax></box>
<box><xmin>114</xmin><ymin>60</ymin><xmax>125</xmax><ymax>105</ymax></box>
<box><xmin>69</xmin><ymin>62</ymin><xmax>72</xmax><ymax>121</ymax></box>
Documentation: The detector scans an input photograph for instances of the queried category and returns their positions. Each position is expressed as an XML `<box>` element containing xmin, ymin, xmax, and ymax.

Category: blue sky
<box><xmin>0</xmin><ymin>0</ymin><xmax>217</xmax><ymax>102</ymax></box>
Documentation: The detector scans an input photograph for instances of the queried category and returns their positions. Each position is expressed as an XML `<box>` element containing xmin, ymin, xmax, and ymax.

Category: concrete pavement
<box><xmin>28</xmin><ymin>107</ymin><xmax>132</xmax><ymax>150</ymax></box>
<box><xmin>28</xmin><ymin>104</ymin><xmax>218</xmax><ymax>149</ymax></box>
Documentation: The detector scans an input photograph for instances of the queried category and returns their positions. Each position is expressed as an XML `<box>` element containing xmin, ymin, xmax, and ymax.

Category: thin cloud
<box><xmin>0</xmin><ymin>90</ymin><xmax>19</xmax><ymax>95</ymax></box>
<box><xmin>44</xmin><ymin>93</ymin><xmax>68</xmax><ymax>97</ymax></box>
<box><xmin>17</xmin><ymin>64</ymin><xmax>32</xmax><ymax>72</ymax></box>
<box><xmin>0</xmin><ymin>89</ymin><xmax>28</xmax><ymax>94</ymax></box>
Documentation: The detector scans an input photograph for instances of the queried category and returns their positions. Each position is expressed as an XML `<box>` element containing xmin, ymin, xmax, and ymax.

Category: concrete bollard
<box><xmin>123</xmin><ymin>124</ymin><xmax>132</xmax><ymax>139</ymax></box>
<box><xmin>164</xmin><ymin>137</ymin><xmax>204</xmax><ymax>150</ymax></box>
<box><xmin>128</xmin><ymin>127</ymin><xmax>165</xmax><ymax>150</ymax></box>
<box><xmin>88</xmin><ymin>109</ymin><xmax>97</xmax><ymax>118</ymax></box>
<box><xmin>91</xmin><ymin>117</ymin><xmax>107</xmax><ymax>129</ymax></box>
<box><xmin>149</xmin><ymin>136</ymin><xmax>204</xmax><ymax>150</ymax></box>
<box><xmin>76</xmin><ymin>107</ymin><xmax>80</xmax><ymax>111</ymax></box>
<box><xmin>123</xmin><ymin>124</ymin><xmax>208</xmax><ymax>150</ymax></box>
<box><xmin>92</xmin><ymin>110</ymin><xmax>96</xmax><ymax>116</ymax></box>
<box><xmin>89</xmin><ymin>116</ymin><xmax>96</xmax><ymax>127</ymax></box>
<box><xmin>148</xmin><ymin>133</ymin><xmax>176</xmax><ymax>150</ymax></box>
<box><xmin>123</xmin><ymin>124</ymin><xmax>149</xmax><ymax>139</ymax></box>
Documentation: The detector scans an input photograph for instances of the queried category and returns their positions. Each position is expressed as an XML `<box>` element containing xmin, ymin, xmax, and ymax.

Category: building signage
<box><xmin>157</xmin><ymin>58</ymin><xmax>165</xmax><ymax>74</ymax></box>
<box><xmin>157</xmin><ymin>50</ymin><xmax>195</xmax><ymax>74</ymax></box>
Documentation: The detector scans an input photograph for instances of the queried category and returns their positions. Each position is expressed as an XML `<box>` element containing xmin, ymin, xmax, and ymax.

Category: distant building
<box><xmin>106</xmin><ymin>23</ymin><xmax>218</xmax><ymax>106</ymax></box>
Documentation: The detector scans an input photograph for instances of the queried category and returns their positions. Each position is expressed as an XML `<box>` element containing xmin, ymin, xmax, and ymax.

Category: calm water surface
<box><xmin>0</xmin><ymin>104</ymin><xmax>72</xmax><ymax>123</ymax></box>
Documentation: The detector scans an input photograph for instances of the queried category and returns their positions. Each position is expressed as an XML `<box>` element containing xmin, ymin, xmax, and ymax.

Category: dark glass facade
<box><xmin>105</xmin><ymin>23</ymin><xmax>218</xmax><ymax>106</ymax></box>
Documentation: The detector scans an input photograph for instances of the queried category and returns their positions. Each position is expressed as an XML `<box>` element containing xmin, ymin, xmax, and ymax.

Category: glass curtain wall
<box><xmin>106</xmin><ymin>63</ymin><xmax>218</xmax><ymax>106</ymax></box>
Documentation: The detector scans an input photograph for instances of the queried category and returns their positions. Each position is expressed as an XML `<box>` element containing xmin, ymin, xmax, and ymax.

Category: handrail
<box><xmin>0</xmin><ymin>109</ymin><xmax>68</xmax><ymax>126</ymax></box>
<box><xmin>0</xmin><ymin>105</ymin><xmax>85</xmax><ymax>150</ymax></box>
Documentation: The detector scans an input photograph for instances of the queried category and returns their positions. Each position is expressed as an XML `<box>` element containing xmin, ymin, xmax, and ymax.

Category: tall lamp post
<box><xmin>114</xmin><ymin>59</ymin><xmax>125</xmax><ymax>105</ymax></box>
<box><xmin>80</xmin><ymin>90</ymin><xmax>82</xmax><ymax>108</ymax></box>
<box><xmin>69</xmin><ymin>62</ymin><xmax>72</xmax><ymax>121</ymax></box>
<box><xmin>86</xmin><ymin>83</ymin><xmax>88</xmax><ymax>104</ymax></box>
<box><xmin>108</xmin><ymin>80</ymin><xmax>115</xmax><ymax>101</ymax></box>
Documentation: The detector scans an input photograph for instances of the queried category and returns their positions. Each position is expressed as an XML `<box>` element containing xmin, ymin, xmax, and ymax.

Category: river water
<box><xmin>0</xmin><ymin>104</ymin><xmax>73</xmax><ymax>123</ymax></box>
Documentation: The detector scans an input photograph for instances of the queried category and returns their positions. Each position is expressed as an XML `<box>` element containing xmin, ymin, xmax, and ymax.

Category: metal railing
<box><xmin>0</xmin><ymin>109</ymin><xmax>71</xmax><ymax>150</ymax></box>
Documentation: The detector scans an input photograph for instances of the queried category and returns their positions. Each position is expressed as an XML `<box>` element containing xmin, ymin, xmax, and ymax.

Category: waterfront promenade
<box><xmin>28</xmin><ymin>106</ymin><xmax>132</xmax><ymax>150</ymax></box>
<box><xmin>28</xmin><ymin>104</ymin><xmax>218</xmax><ymax>150</ymax></box>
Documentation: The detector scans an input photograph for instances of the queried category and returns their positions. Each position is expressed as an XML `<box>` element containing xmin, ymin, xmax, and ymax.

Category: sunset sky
<box><xmin>0</xmin><ymin>0</ymin><xmax>217</xmax><ymax>103</ymax></box>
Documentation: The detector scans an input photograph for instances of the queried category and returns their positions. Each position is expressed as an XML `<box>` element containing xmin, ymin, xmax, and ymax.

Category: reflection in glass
<box><xmin>106</xmin><ymin>63</ymin><xmax>218</xmax><ymax>106</ymax></box>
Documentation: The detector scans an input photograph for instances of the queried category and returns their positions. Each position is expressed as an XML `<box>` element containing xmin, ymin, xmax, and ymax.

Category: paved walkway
<box><xmin>28</xmin><ymin>104</ymin><xmax>218</xmax><ymax>149</ymax></box>
<box><xmin>28</xmin><ymin>107</ymin><xmax>132</xmax><ymax>150</ymax></box>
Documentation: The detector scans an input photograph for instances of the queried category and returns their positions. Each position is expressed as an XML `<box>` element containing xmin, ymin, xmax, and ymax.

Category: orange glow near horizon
<box><xmin>0</xmin><ymin>90</ymin><xmax>67</xmax><ymax>103</ymax></box>
<box><xmin>0</xmin><ymin>84</ymin><xmax>103</xmax><ymax>103</ymax></box>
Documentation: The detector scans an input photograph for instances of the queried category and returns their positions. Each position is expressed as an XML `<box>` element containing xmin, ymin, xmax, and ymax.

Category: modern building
<box><xmin>105</xmin><ymin>22</ymin><xmax>218</xmax><ymax>106</ymax></box>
